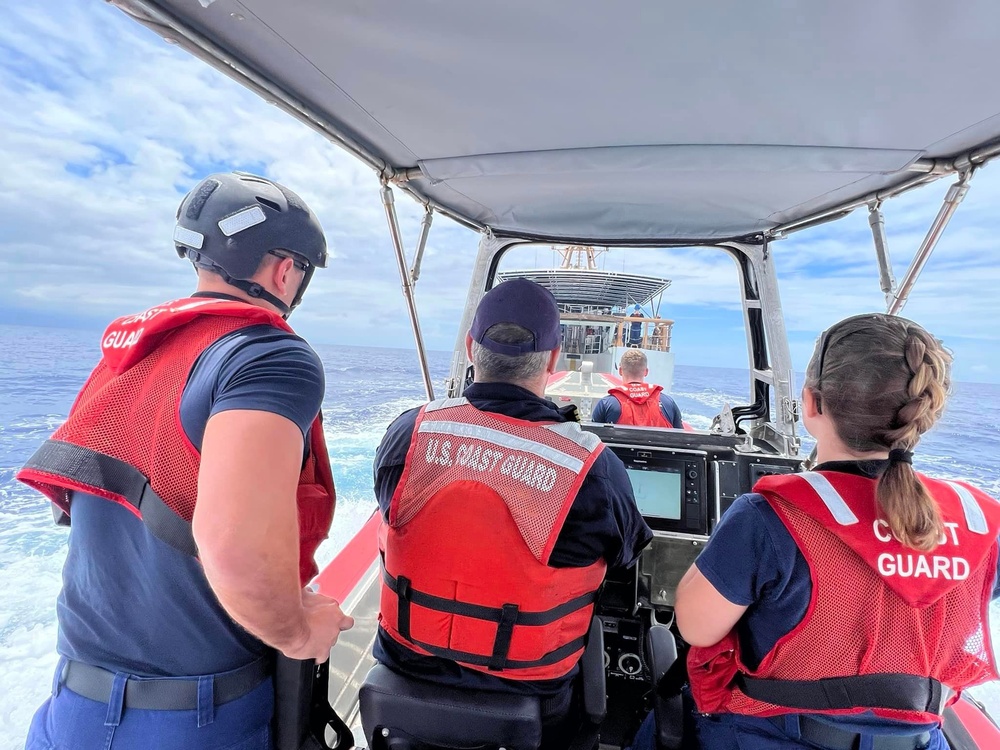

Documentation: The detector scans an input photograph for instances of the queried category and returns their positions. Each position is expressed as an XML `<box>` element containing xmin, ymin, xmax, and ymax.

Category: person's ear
<box><xmin>547</xmin><ymin>348</ymin><xmax>561</xmax><ymax>373</ymax></box>
<box><xmin>801</xmin><ymin>387</ymin><xmax>821</xmax><ymax>418</ymax></box>
<box><xmin>272</xmin><ymin>256</ymin><xmax>296</xmax><ymax>296</ymax></box>
<box><xmin>465</xmin><ymin>332</ymin><xmax>474</xmax><ymax>361</ymax></box>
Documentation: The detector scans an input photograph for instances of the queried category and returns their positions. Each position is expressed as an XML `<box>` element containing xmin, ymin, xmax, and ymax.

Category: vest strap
<box><xmin>396</xmin><ymin>575</ymin><xmax>413</xmax><ymax>641</ymax></box>
<box><xmin>381</xmin><ymin>561</ymin><xmax>597</xmax><ymax>627</ymax></box>
<box><xmin>488</xmin><ymin>604</ymin><xmax>519</xmax><ymax>671</ymax></box>
<box><xmin>400</xmin><ymin>630</ymin><xmax>588</xmax><ymax>671</ymax></box>
<box><xmin>737</xmin><ymin>673</ymin><xmax>951</xmax><ymax>715</ymax></box>
<box><xmin>24</xmin><ymin>440</ymin><xmax>198</xmax><ymax>557</ymax></box>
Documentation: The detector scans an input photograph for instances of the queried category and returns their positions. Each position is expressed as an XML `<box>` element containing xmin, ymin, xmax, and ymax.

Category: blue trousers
<box><xmin>25</xmin><ymin>659</ymin><xmax>274</xmax><ymax>750</ymax></box>
<box><xmin>629</xmin><ymin>710</ymin><xmax>948</xmax><ymax>750</ymax></box>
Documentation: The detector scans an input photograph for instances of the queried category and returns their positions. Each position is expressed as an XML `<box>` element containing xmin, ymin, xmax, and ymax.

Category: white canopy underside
<box><xmin>496</xmin><ymin>269</ymin><xmax>670</xmax><ymax>309</ymax></box>
<box><xmin>117</xmin><ymin>0</ymin><xmax>1000</xmax><ymax>241</ymax></box>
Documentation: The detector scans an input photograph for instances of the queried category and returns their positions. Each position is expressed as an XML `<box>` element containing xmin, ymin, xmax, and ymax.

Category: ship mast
<box><xmin>556</xmin><ymin>245</ymin><xmax>605</xmax><ymax>270</ymax></box>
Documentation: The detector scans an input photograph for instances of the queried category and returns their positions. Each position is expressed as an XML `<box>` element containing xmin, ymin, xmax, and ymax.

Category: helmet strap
<box><xmin>188</xmin><ymin>254</ymin><xmax>291</xmax><ymax>317</ymax></box>
<box><xmin>230</xmin><ymin>277</ymin><xmax>292</xmax><ymax>318</ymax></box>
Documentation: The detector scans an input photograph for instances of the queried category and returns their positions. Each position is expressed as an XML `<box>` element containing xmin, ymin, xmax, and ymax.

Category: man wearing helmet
<box><xmin>17</xmin><ymin>173</ymin><xmax>352</xmax><ymax>749</ymax></box>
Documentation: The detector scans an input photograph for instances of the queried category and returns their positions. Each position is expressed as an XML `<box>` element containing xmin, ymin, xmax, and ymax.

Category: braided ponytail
<box><xmin>806</xmin><ymin>315</ymin><xmax>952</xmax><ymax>551</ymax></box>
<box><xmin>876</xmin><ymin>331</ymin><xmax>951</xmax><ymax>550</ymax></box>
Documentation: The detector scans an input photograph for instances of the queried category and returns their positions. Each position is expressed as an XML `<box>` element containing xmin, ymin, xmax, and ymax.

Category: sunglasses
<box><xmin>269</xmin><ymin>250</ymin><xmax>311</xmax><ymax>272</ymax></box>
<box><xmin>813</xmin><ymin>313</ymin><xmax>885</xmax><ymax>392</ymax></box>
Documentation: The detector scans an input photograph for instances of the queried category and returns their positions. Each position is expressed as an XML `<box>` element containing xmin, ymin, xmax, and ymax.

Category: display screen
<box><xmin>626</xmin><ymin>467</ymin><xmax>682</xmax><ymax>520</ymax></box>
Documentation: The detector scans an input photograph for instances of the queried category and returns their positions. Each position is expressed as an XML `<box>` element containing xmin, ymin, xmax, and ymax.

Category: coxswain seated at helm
<box><xmin>592</xmin><ymin>349</ymin><xmax>683</xmax><ymax>428</ymax></box>
<box><xmin>630</xmin><ymin>313</ymin><xmax>1000</xmax><ymax>750</ymax></box>
<box><xmin>368</xmin><ymin>278</ymin><xmax>652</xmax><ymax>750</ymax></box>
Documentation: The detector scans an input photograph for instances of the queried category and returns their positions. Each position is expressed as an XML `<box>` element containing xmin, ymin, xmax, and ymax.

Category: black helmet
<box><xmin>174</xmin><ymin>172</ymin><xmax>327</xmax><ymax>315</ymax></box>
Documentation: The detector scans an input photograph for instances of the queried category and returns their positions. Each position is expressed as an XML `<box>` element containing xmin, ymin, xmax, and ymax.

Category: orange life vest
<box><xmin>379</xmin><ymin>397</ymin><xmax>607</xmax><ymax>680</ymax></box>
<box><xmin>688</xmin><ymin>471</ymin><xmax>1000</xmax><ymax>724</ymax></box>
<box><xmin>608</xmin><ymin>382</ymin><xmax>671</xmax><ymax>427</ymax></box>
<box><xmin>16</xmin><ymin>297</ymin><xmax>335</xmax><ymax>585</ymax></box>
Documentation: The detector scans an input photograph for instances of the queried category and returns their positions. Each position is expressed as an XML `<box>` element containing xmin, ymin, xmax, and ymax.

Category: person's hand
<box><xmin>279</xmin><ymin>589</ymin><xmax>355</xmax><ymax>662</ymax></box>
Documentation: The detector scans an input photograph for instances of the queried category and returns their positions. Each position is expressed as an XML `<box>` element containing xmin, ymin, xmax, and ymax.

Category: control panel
<box><xmin>682</xmin><ymin>458</ymin><xmax>703</xmax><ymax>522</ymax></box>
<box><xmin>600</xmin><ymin>615</ymin><xmax>645</xmax><ymax>680</ymax></box>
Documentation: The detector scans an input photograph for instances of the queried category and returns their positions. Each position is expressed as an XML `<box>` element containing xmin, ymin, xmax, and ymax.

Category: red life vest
<box><xmin>379</xmin><ymin>397</ymin><xmax>608</xmax><ymax>680</ymax></box>
<box><xmin>608</xmin><ymin>382</ymin><xmax>671</xmax><ymax>427</ymax></box>
<box><xmin>688</xmin><ymin>470</ymin><xmax>1000</xmax><ymax>724</ymax></box>
<box><xmin>16</xmin><ymin>297</ymin><xmax>335</xmax><ymax>585</ymax></box>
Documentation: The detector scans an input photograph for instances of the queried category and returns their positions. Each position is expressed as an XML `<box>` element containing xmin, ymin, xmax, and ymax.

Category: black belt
<box><xmin>738</xmin><ymin>673</ymin><xmax>950</xmax><ymax>715</ymax></box>
<box><xmin>61</xmin><ymin>657</ymin><xmax>272</xmax><ymax>710</ymax></box>
<box><xmin>767</xmin><ymin>716</ymin><xmax>932</xmax><ymax>750</ymax></box>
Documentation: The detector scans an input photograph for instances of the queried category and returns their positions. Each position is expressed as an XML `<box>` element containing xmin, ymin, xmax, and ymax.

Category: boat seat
<box><xmin>360</xmin><ymin>617</ymin><xmax>606</xmax><ymax>750</ymax></box>
<box><xmin>645</xmin><ymin>625</ymin><xmax>684</xmax><ymax>750</ymax></box>
<box><xmin>359</xmin><ymin>664</ymin><xmax>542</xmax><ymax>750</ymax></box>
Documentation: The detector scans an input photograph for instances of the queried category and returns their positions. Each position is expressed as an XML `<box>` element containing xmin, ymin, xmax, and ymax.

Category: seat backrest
<box><xmin>645</xmin><ymin>625</ymin><xmax>684</xmax><ymax>750</ymax></box>
<box><xmin>359</xmin><ymin>664</ymin><xmax>543</xmax><ymax>750</ymax></box>
<box><xmin>578</xmin><ymin>616</ymin><xmax>606</xmax><ymax>725</ymax></box>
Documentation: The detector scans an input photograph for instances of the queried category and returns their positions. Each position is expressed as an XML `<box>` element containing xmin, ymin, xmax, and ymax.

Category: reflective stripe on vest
<box><xmin>802</xmin><ymin>471</ymin><xmax>988</xmax><ymax>534</ymax></box>
<box><xmin>798</xmin><ymin>471</ymin><xmax>859</xmax><ymax>526</ymax></box>
<box><xmin>944</xmin><ymin>480</ymin><xmax>989</xmax><ymax>535</ymax></box>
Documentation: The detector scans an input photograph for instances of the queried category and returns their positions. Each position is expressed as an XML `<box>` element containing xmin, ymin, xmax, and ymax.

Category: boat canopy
<box><xmin>114</xmin><ymin>1</ymin><xmax>1000</xmax><ymax>243</ymax></box>
<box><xmin>496</xmin><ymin>269</ymin><xmax>670</xmax><ymax>312</ymax></box>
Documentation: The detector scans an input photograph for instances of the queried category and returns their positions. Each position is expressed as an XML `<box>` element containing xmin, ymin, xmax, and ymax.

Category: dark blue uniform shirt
<box><xmin>372</xmin><ymin>382</ymin><xmax>653</xmax><ymax>697</ymax></box>
<box><xmin>56</xmin><ymin>323</ymin><xmax>325</xmax><ymax>677</ymax></box>
<box><xmin>695</xmin><ymin>459</ymin><xmax>1000</xmax><ymax>739</ymax></box>
<box><xmin>591</xmin><ymin>390</ymin><xmax>683</xmax><ymax>428</ymax></box>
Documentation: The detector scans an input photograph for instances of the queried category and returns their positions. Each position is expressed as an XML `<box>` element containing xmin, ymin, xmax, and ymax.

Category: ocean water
<box><xmin>0</xmin><ymin>323</ymin><xmax>998</xmax><ymax>748</ymax></box>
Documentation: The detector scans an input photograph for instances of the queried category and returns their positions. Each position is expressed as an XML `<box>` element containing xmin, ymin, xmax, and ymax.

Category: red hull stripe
<box><xmin>951</xmin><ymin>694</ymin><xmax>1000</xmax><ymax>744</ymax></box>
<box><xmin>313</xmin><ymin>510</ymin><xmax>380</xmax><ymax>603</ymax></box>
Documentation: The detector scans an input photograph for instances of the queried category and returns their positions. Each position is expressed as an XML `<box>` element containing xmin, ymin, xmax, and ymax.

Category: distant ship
<box><xmin>499</xmin><ymin>246</ymin><xmax>674</xmax><ymax>420</ymax></box>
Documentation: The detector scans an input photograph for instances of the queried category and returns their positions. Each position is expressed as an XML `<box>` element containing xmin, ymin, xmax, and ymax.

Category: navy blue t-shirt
<box><xmin>696</xmin><ymin>460</ymin><xmax>1000</xmax><ymax>733</ymax></box>
<box><xmin>372</xmin><ymin>382</ymin><xmax>653</xmax><ymax>696</ymax></box>
<box><xmin>56</xmin><ymin>323</ymin><xmax>325</xmax><ymax>677</ymax></box>
<box><xmin>591</xmin><ymin>390</ymin><xmax>683</xmax><ymax>428</ymax></box>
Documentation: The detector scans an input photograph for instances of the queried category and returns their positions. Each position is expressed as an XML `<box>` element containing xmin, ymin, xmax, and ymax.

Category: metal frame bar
<box><xmin>380</xmin><ymin>183</ymin><xmax>435</xmax><ymax>401</ymax></box>
<box><xmin>887</xmin><ymin>171</ymin><xmax>973</xmax><ymax>316</ymax></box>
<box><xmin>722</xmin><ymin>240</ymin><xmax>799</xmax><ymax>455</ymax></box>
<box><xmin>409</xmin><ymin>207</ymin><xmax>433</xmax><ymax>285</ymax></box>
<box><xmin>868</xmin><ymin>202</ymin><xmax>897</xmax><ymax>308</ymax></box>
<box><xmin>445</xmin><ymin>233</ymin><xmax>529</xmax><ymax>397</ymax></box>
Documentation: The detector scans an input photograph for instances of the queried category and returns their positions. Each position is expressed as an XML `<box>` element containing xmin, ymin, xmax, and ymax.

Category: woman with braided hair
<box><xmin>660</xmin><ymin>314</ymin><xmax>1000</xmax><ymax>750</ymax></box>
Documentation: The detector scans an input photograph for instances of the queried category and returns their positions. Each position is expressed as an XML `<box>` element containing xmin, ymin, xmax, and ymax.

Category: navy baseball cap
<box><xmin>470</xmin><ymin>278</ymin><xmax>561</xmax><ymax>356</ymax></box>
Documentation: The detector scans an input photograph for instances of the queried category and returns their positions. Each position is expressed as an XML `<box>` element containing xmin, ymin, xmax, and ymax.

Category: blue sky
<box><xmin>2</xmin><ymin>1</ymin><xmax>999</xmax><ymax>384</ymax></box>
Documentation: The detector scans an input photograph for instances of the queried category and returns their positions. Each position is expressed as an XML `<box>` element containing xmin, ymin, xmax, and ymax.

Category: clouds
<box><xmin>0</xmin><ymin>0</ymin><xmax>479</xmax><ymax>345</ymax></box>
<box><xmin>1</xmin><ymin>0</ymin><xmax>998</xmax><ymax>382</ymax></box>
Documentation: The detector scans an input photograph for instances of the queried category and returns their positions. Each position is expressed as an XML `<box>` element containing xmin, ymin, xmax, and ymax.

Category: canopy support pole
<box><xmin>868</xmin><ymin>202</ymin><xmax>897</xmax><ymax>308</ymax></box>
<box><xmin>887</xmin><ymin>171</ymin><xmax>973</xmax><ymax>316</ymax></box>
<box><xmin>380</xmin><ymin>183</ymin><xmax>435</xmax><ymax>401</ymax></box>
<box><xmin>410</xmin><ymin>207</ymin><xmax>434</xmax><ymax>285</ymax></box>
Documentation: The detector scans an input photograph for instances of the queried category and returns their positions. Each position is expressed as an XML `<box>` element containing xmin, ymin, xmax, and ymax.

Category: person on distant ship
<box><xmin>592</xmin><ymin>349</ymin><xmax>683</xmax><ymax>428</ymax></box>
<box><xmin>372</xmin><ymin>278</ymin><xmax>652</xmax><ymax>749</ymax></box>
<box><xmin>17</xmin><ymin>173</ymin><xmax>352</xmax><ymax>750</ymax></box>
<box><xmin>634</xmin><ymin>313</ymin><xmax>1000</xmax><ymax>750</ymax></box>
<box><xmin>627</xmin><ymin>303</ymin><xmax>646</xmax><ymax>346</ymax></box>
